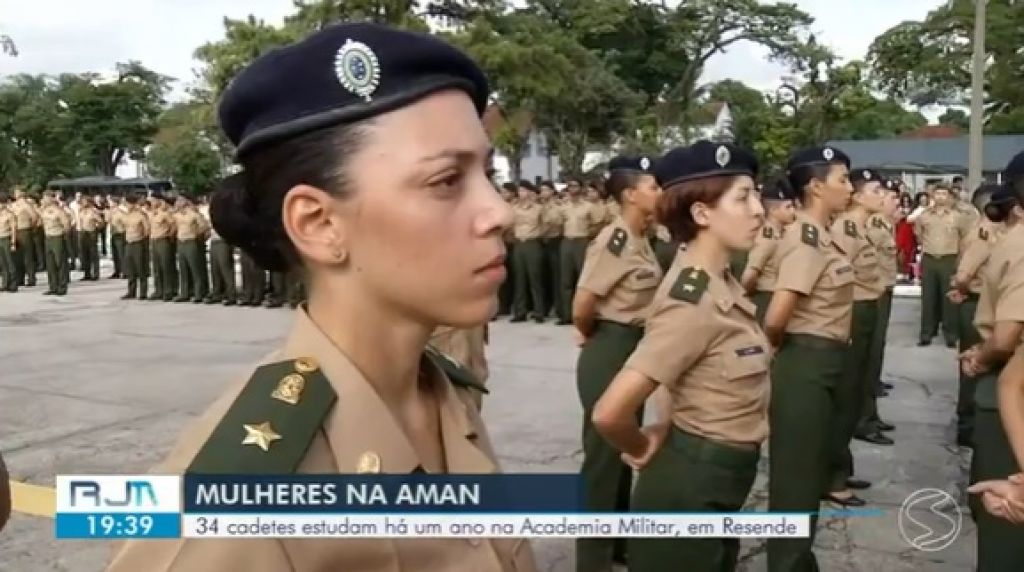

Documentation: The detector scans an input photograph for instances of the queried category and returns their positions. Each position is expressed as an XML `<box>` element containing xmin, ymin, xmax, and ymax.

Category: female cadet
<box><xmin>948</xmin><ymin>183</ymin><xmax>1005</xmax><ymax>447</ymax></box>
<box><xmin>572</xmin><ymin>155</ymin><xmax>662</xmax><ymax>572</ymax></box>
<box><xmin>107</xmin><ymin>23</ymin><xmax>537</xmax><ymax>572</ymax></box>
<box><xmin>740</xmin><ymin>177</ymin><xmax>797</xmax><ymax>323</ymax></box>
<box><xmin>511</xmin><ymin>181</ymin><xmax>547</xmax><ymax>323</ymax></box>
<box><xmin>592</xmin><ymin>141</ymin><xmax>768</xmax><ymax>572</ymax></box>
<box><xmin>825</xmin><ymin>169</ymin><xmax>889</xmax><ymax>510</ymax></box>
<box><xmin>961</xmin><ymin>167</ymin><xmax>1024</xmax><ymax>570</ymax></box>
<box><xmin>761</xmin><ymin>146</ymin><xmax>854</xmax><ymax>572</ymax></box>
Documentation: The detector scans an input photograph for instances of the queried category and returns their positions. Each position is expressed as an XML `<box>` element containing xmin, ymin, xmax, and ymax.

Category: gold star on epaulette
<box><xmin>801</xmin><ymin>223</ymin><xmax>819</xmax><ymax>247</ymax></box>
<box><xmin>242</xmin><ymin>421</ymin><xmax>281</xmax><ymax>452</ymax></box>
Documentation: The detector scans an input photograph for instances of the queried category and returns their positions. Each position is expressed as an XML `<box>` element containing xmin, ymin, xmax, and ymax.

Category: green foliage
<box><xmin>939</xmin><ymin>108</ymin><xmax>970</xmax><ymax>131</ymax></box>
<box><xmin>146</xmin><ymin>103</ymin><xmax>224</xmax><ymax>196</ymax></box>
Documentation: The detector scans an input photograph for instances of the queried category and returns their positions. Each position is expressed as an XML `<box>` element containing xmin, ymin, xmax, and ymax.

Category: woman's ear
<box><xmin>690</xmin><ymin>201</ymin><xmax>711</xmax><ymax>228</ymax></box>
<box><xmin>281</xmin><ymin>184</ymin><xmax>348</xmax><ymax>266</ymax></box>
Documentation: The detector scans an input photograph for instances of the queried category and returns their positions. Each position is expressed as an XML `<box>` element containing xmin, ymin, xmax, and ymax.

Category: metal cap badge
<box><xmin>335</xmin><ymin>39</ymin><xmax>381</xmax><ymax>102</ymax></box>
<box><xmin>823</xmin><ymin>147</ymin><xmax>835</xmax><ymax>161</ymax></box>
<box><xmin>715</xmin><ymin>145</ymin><xmax>731</xmax><ymax>168</ymax></box>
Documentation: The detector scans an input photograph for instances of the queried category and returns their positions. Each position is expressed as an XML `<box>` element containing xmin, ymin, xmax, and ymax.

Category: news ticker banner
<box><xmin>54</xmin><ymin>475</ymin><xmax>811</xmax><ymax>540</ymax></box>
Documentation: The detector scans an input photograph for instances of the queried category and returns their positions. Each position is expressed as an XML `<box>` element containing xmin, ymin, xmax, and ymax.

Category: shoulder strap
<box><xmin>606</xmin><ymin>227</ymin><xmax>627</xmax><ymax>256</ymax></box>
<box><xmin>186</xmin><ymin>358</ymin><xmax>337</xmax><ymax>475</ymax></box>
<box><xmin>800</xmin><ymin>223</ymin><xmax>819</xmax><ymax>247</ymax></box>
<box><xmin>425</xmin><ymin>346</ymin><xmax>489</xmax><ymax>394</ymax></box>
<box><xmin>668</xmin><ymin>266</ymin><xmax>709</xmax><ymax>304</ymax></box>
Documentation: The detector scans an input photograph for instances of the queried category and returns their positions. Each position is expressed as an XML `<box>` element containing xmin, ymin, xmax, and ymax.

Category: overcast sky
<box><xmin>0</xmin><ymin>0</ymin><xmax>941</xmax><ymax>97</ymax></box>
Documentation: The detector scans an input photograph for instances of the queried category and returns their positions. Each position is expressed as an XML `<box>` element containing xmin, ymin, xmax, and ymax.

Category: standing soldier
<box><xmin>121</xmin><ymin>193</ymin><xmax>150</xmax><ymax>300</ymax></box>
<box><xmin>949</xmin><ymin>183</ymin><xmax>1006</xmax><ymax>447</ymax></box>
<box><xmin>560</xmin><ymin>179</ymin><xmax>597</xmax><ymax>325</ymax></box>
<box><xmin>173</xmin><ymin>195</ymin><xmax>210</xmax><ymax>303</ymax></box>
<box><xmin>915</xmin><ymin>184</ymin><xmax>970</xmax><ymax>347</ymax></box>
<box><xmin>107</xmin><ymin>195</ymin><xmax>126</xmax><ymax>279</ymax></box>
<box><xmin>0</xmin><ymin>193</ymin><xmax>17</xmax><ymax>292</ymax></box>
<box><xmin>510</xmin><ymin>181</ymin><xmax>546</xmax><ymax>323</ymax></box>
<box><xmin>95</xmin><ymin>194</ymin><xmax>108</xmax><ymax>260</ymax></box>
<box><xmin>203</xmin><ymin>182</ymin><xmax>237</xmax><ymax>306</ymax></box>
<box><xmin>496</xmin><ymin>182</ymin><xmax>517</xmax><ymax>318</ymax></box>
<box><xmin>586</xmin><ymin>181</ymin><xmax>607</xmax><ymax>235</ymax></box>
<box><xmin>77</xmin><ymin>195</ymin><xmax>102</xmax><ymax>280</ymax></box>
<box><xmin>67</xmin><ymin>192</ymin><xmax>81</xmax><ymax>271</ymax></box>
<box><xmin>40</xmin><ymin>193</ymin><xmax>70</xmax><ymax>296</ymax></box>
<box><xmin>239</xmin><ymin>251</ymin><xmax>266</xmax><ymax>306</ymax></box>
<box><xmin>12</xmin><ymin>188</ymin><xmax>38</xmax><ymax>287</ymax></box>
<box><xmin>763</xmin><ymin>147</ymin><xmax>854</xmax><ymax>571</ymax></box>
<box><xmin>148</xmin><ymin>193</ymin><xmax>177</xmax><ymax>301</ymax></box>
<box><xmin>741</xmin><ymin>177</ymin><xmax>797</xmax><ymax>323</ymax></box>
<box><xmin>266</xmin><ymin>271</ymin><xmax>287</xmax><ymax>308</ymax></box>
<box><xmin>539</xmin><ymin>181</ymin><xmax>565</xmax><ymax>322</ymax></box>
<box><xmin>30</xmin><ymin>193</ymin><xmax>44</xmax><ymax>274</ymax></box>
<box><xmin>573</xmin><ymin>155</ymin><xmax>662</xmax><ymax>572</ymax></box>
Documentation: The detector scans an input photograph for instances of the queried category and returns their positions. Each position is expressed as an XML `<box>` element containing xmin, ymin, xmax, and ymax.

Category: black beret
<box><xmin>654</xmin><ymin>140</ymin><xmax>758</xmax><ymax>188</ymax></box>
<box><xmin>1005</xmin><ymin>150</ymin><xmax>1024</xmax><ymax>178</ymax></box>
<box><xmin>219</xmin><ymin>23</ymin><xmax>489</xmax><ymax>158</ymax></box>
<box><xmin>786</xmin><ymin>146</ymin><xmax>851</xmax><ymax>172</ymax></box>
<box><xmin>761</xmin><ymin>177</ymin><xmax>798</xmax><ymax>201</ymax></box>
<box><xmin>990</xmin><ymin>184</ymin><xmax>1018</xmax><ymax>206</ymax></box>
<box><xmin>608</xmin><ymin>154</ymin><xmax>656</xmax><ymax>175</ymax></box>
<box><xmin>518</xmin><ymin>180</ymin><xmax>538</xmax><ymax>192</ymax></box>
<box><xmin>850</xmin><ymin>168</ymin><xmax>883</xmax><ymax>185</ymax></box>
<box><xmin>882</xmin><ymin>178</ymin><xmax>901</xmax><ymax>192</ymax></box>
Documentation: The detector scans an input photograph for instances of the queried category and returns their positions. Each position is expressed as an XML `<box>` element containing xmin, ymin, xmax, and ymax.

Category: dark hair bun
<box><xmin>209</xmin><ymin>172</ymin><xmax>289</xmax><ymax>272</ymax></box>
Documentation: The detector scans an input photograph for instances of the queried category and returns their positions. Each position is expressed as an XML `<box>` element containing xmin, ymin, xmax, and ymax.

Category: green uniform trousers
<box><xmin>124</xmin><ymin>241</ymin><xmax>149</xmax><ymax>298</ymax></box>
<box><xmin>512</xmin><ymin>238</ymin><xmax>544</xmax><ymax>320</ymax></box>
<box><xmin>831</xmin><ymin>300</ymin><xmax>877</xmax><ymax>491</ymax></box>
<box><xmin>970</xmin><ymin>369</ymin><xmax>1024</xmax><ymax>571</ymax></box>
<box><xmin>0</xmin><ymin>237</ymin><xmax>16</xmax><ymax>291</ymax></box>
<box><xmin>541</xmin><ymin>236</ymin><xmax>563</xmax><ymax>320</ymax></box>
<box><xmin>768</xmin><ymin>334</ymin><xmax>846</xmax><ymax>572</ymax></box>
<box><xmin>652</xmin><ymin>238</ymin><xmax>678</xmax><ymax>275</ymax></box>
<box><xmin>78</xmin><ymin>230</ymin><xmax>99</xmax><ymax>279</ymax></box>
<box><xmin>860</xmin><ymin>289</ymin><xmax>893</xmax><ymax>432</ymax></box>
<box><xmin>751</xmin><ymin>290</ymin><xmax>772</xmax><ymax>326</ymax></box>
<box><xmin>560</xmin><ymin>237</ymin><xmax>588</xmax><ymax>322</ymax></box>
<box><xmin>176</xmin><ymin>239</ymin><xmax>208</xmax><ymax>301</ymax></box>
<box><xmin>111</xmin><ymin>232</ymin><xmax>126</xmax><ymax>277</ymax></box>
<box><xmin>497</xmin><ymin>240</ymin><xmax>515</xmax><ymax>316</ymax></box>
<box><xmin>956</xmin><ymin>293</ymin><xmax>981</xmax><ymax>442</ymax></box>
<box><xmin>267</xmin><ymin>271</ymin><xmax>287</xmax><ymax>307</ymax></box>
<box><xmin>150</xmin><ymin>238</ymin><xmax>176</xmax><ymax>300</ymax></box>
<box><xmin>33</xmin><ymin>227</ymin><xmax>44</xmax><ymax>272</ymax></box>
<box><xmin>240</xmin><ymin>253</ymin><xmax>266</xmax><ymax>305</ymax></box>
<box><xmin>629</xmin><ymin>428</ymin><xmax>759</xmax><ymax>572</ymax></box>
<box><xmin>920</xmin><ymin>254</ymin><xmax>958</xmax><ymax>344</ymax></box>
<box><xmin>15</xmin><ymin>229</ymin><xmax>36</xmax><ymax>286</ymax></box>
<box><xmin>43</xmin><ymin>235</ymin><xmax>68</xmax><ymax>294</ymax></box>
<box><xmin>576</xmin><ymin>320</ymin><xmax>644</xmax><ymax>572</ymax></box>
<box><xmin>208</xmin><ymin>239</ymin><xmax>237</xmax><ymax>302</ymax></box>
<box><xmin>728</xmin><ymin>249</ymin><xmax>748</xmax><ymax>281</ymax></box>
<box><xmin>66</xmin><ymin>229</ymin><xmax>78</xmax><ymax>269</ymax></box>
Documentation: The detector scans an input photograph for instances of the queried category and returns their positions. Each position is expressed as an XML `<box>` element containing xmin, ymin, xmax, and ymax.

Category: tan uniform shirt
<box><xmin>958</xmin><ymin>220</ymin><xmax>1005</xmax><ymax>294</ymax></box>
<box><xmin>123</xmin><ymin>210</ymin><xmax>150</xmax><ymax>243</ymax></box>
<box><xmin>540</xmin><ymin>201</ymin><xmax>563</xmax><ymax>239</ymax></box>
<box><xmin>604</xmin><ymin>200</ymin><xmax>621</xmax><ymax>224</ymax></box>
<box><xmin>773</xmin><ymin>212</ymin><xmax>854</xmax><ymax>341</ymax></box>
<box><xmin>511</xmin><ymin>201</ymin><xmax>543</xmax><ymax>241</ymax></box>
<box><xmin>832</xmin><ymin>212</ymin><xmax>885</xmax><ymax>301</ymax></box>
<box><xmin>588</xmin><ymin>201</ymin><xmax>608</xmax><ymax>235</ymax></box>
<box><xmin>109</xmin><ymin>208</ymin><xmax>127</xmax><ymax>234</ymax></box>
<box><xmin>865</xmin><ymin>214</ymin><xmax>898</xmax><ymax>288</ymax></box>
<box><xmin>914</xmin><ymin>207</ymin><xmax>968</xmax><ymax>256</ymax></box>
<box><xmin>745</xmin><ymin>220</ymin><xmax>784</xmax><ymax>292</ymax></box>
<box><xmin>562</xmin><ymin>201</ymin><xmax>595</xmax><ymax>239</ymax></box>
<box><xmin>41</xmin><ymin>205</ymin><xmax>69</xmax><ymax>237</ymax></box>
<box><xmin>0</xmin><ymin>207</ymin><xmax>16</xmax><ymax>238</ymax></box>
<box><xmin>174</xmin><ymin>209</ymin><xmax>209</xmax><ymax>241</ymax></box>
<box><xmin>12</xmin><ymin>199</ymin><xmax>37</xmax><ymax>230</ymax></box>
<box><xmin>625</xmin><ymin>250</ymin><xmax>770</xmax><ymax>447</ymax></box>
<box><xmin>78</xmin><ymin>207</ymin><xmax>103</xmax><ymax>232</ymax></box>
<box><xmin>577</xmin><ymin>218</ymin><xmax>663</xmax><ymax>326</ymax></box>
<box><xmin>974</xmin><ymin>224</ymin><xmax>1024</xmax><ymax>348</ymax></box>
<box><xmin>150</xmin><ymin>209</ymin><xmax>176</xmax><ymax>240</ymax></box>
<box><xmin>107</xmin><ymin>310</ymin><xmax>537</xmax><ymax>572</ymax></box>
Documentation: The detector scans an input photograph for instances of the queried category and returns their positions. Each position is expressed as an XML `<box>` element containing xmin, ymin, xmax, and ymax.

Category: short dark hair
<box><xmin>787</xmin><ymin>164</ymin><xmax>832</xmax><ymax>201</ymax></box>
<box><xmin>656</xmin><ymin>175</ymin><xmax>737</xmax><ymax>242</ymax></box>
<box><xmin>604</xmin><ymin>172</ymin><xmax>644</xmax><ymax>204</ymax></box>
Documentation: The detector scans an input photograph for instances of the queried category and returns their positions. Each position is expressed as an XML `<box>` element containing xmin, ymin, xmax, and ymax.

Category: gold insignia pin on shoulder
<box><xmin>242</xmin><ymin>421</ymin><xmax>282</xmax><ymax>452</ymax></box>
<box><xmin>294</xmin><ymin>357</ymin><xmax>319</xmax><ymax>374</ymax></box>
<box><xmin>272</xmin><ymin>373</ymin><xmax>306</xmax><ymax>405</ymax></box>
<box><xmin>357</xmin><ymin>451</ymin><xmax>382</xmax><ymax>474</ymax></box>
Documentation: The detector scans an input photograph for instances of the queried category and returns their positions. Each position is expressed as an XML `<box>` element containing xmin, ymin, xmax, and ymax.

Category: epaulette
<box><xmin>186</xmin><ymin>357</ymin><xmax>336</xmax><ymax>474</ymax></box>
<box><xmin>872</xmin><ymin>217</ymin><xmax>886</xmax><ymax>229</ymax></box>
<box><xmin>668</xmin><ymin>266</ymin><xmax>709</xmax><ymax>304</ymax></box>
<box><xmin>979</xmin><ymin>227</ymin><xmax>989</xmax><ymax>241</ymax></box>
<box><xmin>801</xmin><ymin>223</ymin><xmax>819</xmax><ymax>247</ymax></box>
<box><xmin>425</xmin><ymin>346</ymin><xmax>489</xmax><ymax>395</ymax></box>
<box><xmin>844</xmin><ymin>219</ymin><xmax>858</xmax><ymax>238</ymax></box>
<box><xmin>607</xmin><ymin>228</ymin><xmax>627</xmax><ymax>256</ymax></box>
<box><xmin>762</xmin><ymin>225</ymin><xmax>774</xmax><ymax>239</ymax></box>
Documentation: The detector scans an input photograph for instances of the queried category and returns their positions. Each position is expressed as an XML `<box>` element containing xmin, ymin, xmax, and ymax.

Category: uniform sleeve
<box><xmin>624</xmin><ymin>299</ymin><xmax>712</xmax><ymax>386</ymax></box>
<box><xmin>995</xmin><ymin>260</ymin><xmax>1024</xmax><ymax>324</ymax></box>
<box><xmin>577</xmin><ymin>235</ymin><xmax>630</xmax><ymax>297</ymax></box>
<box><xmin>957</xmin><ymin>234</ymin><xmax>990</xmax><ymax>281</ymax></box>
<box><xmin>773</xmin><ymin>238</ymin><xmax>827</xmax><ymax>295</ymax></box>
<box><xmin>865</xmin><ymin>221</ymin><xmax>891</xmax><ymax>252</ymax></box>
<box><xmin>745</xmin><ymin>236</ymin><xmax>776</xmax><ymax>273</ymax></box>
<box><xmin>107</xmin><ymin>537</ymin><xmax>293</xmax><ymax>572</ymax></box>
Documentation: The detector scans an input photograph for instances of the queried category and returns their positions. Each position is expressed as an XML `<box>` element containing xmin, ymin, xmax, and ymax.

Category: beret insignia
<box><xmin>801</xmin><ymin>223</ymin><xmax>819</xmax><ymax>247</ymax></box>
<box><xmin>335</xmin><ymin>39</ymin><xmax>381</xmax><ymax>102</ymax></box>
<box><xmin>716</xmin><ymin>145</ymin><xmax>731</xmax><ymax>168</ymax></box>
<box><xmin>823</xmin><ymin>147</ymin><xmax>835</xmax><ymax>161</ymax></box>
<box><xmin>863</xmin><ymin>170</ymin><xmax>871</xmax><ymax>180</ymax></box>
<box><xmin>607</xmin><ymin>228</ymin><xmax>627</xmax><ymax>256</ymax></box>
<box><xmin>844</xmin><ymin>219</ymin><xmax>858</xmax><ymax>238</ymax></box>
<box><xmin>640</xmin><ymin>156</ymin><xmax>651</xmax><ymax>171</ymax></box>
<box><xmin>669</xmin><ymin>266</ymin><xmax>709</xmax><ymax>304</ymax></box>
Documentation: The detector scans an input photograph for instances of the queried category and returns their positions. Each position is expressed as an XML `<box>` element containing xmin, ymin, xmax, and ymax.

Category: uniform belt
<box><xmin>783</xmin><ymin>333</ymin><xmax>849</xmax><ymax>350</ymax></box>
<box><xmin>594</xmin><ymin>319</ymin><xmax>644</xmax><ymax>335</ymax></box>
<box><xmin>853</xmin><ymin>299</ymin><xmax>878</xmax><ymax>308</ymax></box>
<box><xmin>668</xmin><ymin>427</ymin><xmax>760</xmax><ymax>469</ymax></box>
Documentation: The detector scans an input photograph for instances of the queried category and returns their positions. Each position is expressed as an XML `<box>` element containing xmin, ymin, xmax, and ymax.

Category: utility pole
<box><xmin>968</xmin><ymin>0</ymin><xmax>986</xmax><ymax>191</ymax></box>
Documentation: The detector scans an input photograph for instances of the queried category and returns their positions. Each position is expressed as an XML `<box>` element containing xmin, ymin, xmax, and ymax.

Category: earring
<box><xmin>331</xmin><ymin>248</ymin><xmax>347</xmax><ymax>263</ymax></box>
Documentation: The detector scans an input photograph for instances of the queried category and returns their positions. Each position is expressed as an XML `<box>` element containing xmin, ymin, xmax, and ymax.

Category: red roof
<box><xmin>899</xmin><ymin>125</ymin><xmax>963</xmax><ymax>139</ymax></box>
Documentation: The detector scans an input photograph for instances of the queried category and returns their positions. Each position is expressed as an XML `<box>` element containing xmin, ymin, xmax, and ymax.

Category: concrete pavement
<box><xmin>0</xmin><ymin>269</ymin><xmax>976</xmax><ymax>571</ymax></box>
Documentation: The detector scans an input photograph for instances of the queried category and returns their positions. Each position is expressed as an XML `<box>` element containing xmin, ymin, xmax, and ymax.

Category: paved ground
<box><xmin>0</xmin><ymin>264</ymin><xmax>976</xmax><ymax>571</ymax></box>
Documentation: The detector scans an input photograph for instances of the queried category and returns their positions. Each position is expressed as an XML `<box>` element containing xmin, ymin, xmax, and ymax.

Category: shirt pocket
<box><xmin>723</xmin><ymin>342</ymin><xmax>770</xmax><ymax>381</ymax></box>
<box><xmin>829</xmin><ymin>262</ymin><xmax>855</xmax><ymax>287</ymax></box>
<box><xmin>624</xmin><ymin>266</ymin><xmax>661</xmax><ymax>291</ymax></box>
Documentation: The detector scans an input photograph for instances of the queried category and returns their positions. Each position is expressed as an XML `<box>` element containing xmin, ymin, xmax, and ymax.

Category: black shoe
<box><xmin>881</xmin><ymin>382</ymin><xmax>894</xmax><ymax>390</ymax></box>
<box><xmin>510</xmin><ymin>316</ymin><xmax>526</xmax><ymax>323</ymax></box>
<box><xmin>108</xmin><ymin>273</ymin><xmax>119</xmax><ymax>279</ymax></box>
<box><xmin>204</xmin><ymin>298</ymin><xmax>220</xmax><ymax>304</ymax></box>
<box><xmin>147</xmin><ymin>294</ymin><xmax>162</xmax><ymax>301</ymax></box>
<box><xmin>917</xmin><ymin>339</ymin><xmax>931</xmax><ymax>347</ymax></box>
<box><xmin>265</xmin><ymin>301</ymin><xmax>283</xmax><ymax>308</ymax></box>
<box><xmin>532</xmin><ymin>316</ymin><xmax>545</xmax><ymax>324</ymax></box>
<box><xmin>824</xmin><ymin>493</ymin><xmax>866</xmax><ymax>507</ymax></box>
<box><xmin>846</xmin><ymin>478</ymin><xmax>872</xmax><ymax>490</ymax></box>
<box><xmin>876</xmin><ymin>420</ymin><xmax>895</xmax><ymax>432</ymax></box>
<box><xmin>957</xmin><ymin>434</ymin><xmax>974</xmax><ymax>448</ymax></box>
<box><xmin>173</xmin><ymin>297</ymin><xmax>189</xmax><ymax>303</ymax></box>
<box><xmin>876</xmin><ymin>389</ymin><xmax>890</xmax><ymax>398</ymax></box>
<box><xmin>120</xmin><ymin>293</ymin><xmax>134</xmax><ymax>300</ymax></box>
<box><xmin>79</xmin><ymin>276</ymin><xmax>90</xmax><ymax>281</ymax></box>
<box><xmin>42</xmin><ymin>290</ymin><xmax>55</xmax><ymax>295</ymax></box>
<box><xmin>854</xmin><ymin>432</ymin><xmax>894</xmax><ymax>445</ymax></box>
<box><xmin>191</xmin><ymin>298</ymin><xmax>204</xmax><ymax>304</ymax></box>
<box><xmin>946</xmin><ymin>340</ymin><xmax>958</xmax><ymax>349</ymax></box>
<box><xmin>223</xmin><ymin>299</ymin><xmax>236</xmax><ymax>306</ymax></box>
<box><xmin>556</xmin><ymin>319</ymin><xmax>572</xmax><ymax>325</ymax></box>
